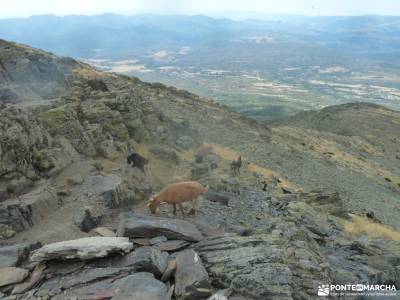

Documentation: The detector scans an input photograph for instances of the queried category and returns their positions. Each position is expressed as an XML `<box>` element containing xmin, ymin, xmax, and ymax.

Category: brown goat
<box><xmin>147</xmin><ymin>181</ymin><xmax>208</xmax><ymax>216</ymax></box>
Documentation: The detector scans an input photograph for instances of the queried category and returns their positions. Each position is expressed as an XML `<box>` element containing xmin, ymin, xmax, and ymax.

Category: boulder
<box><xmin>0</xmin><ymin>267</ymin><xmax>29</xmax><ymax>287</ymax></box>
<box><xmin>73</xmin><ymin>207</ymin><xmax>98</xmax><ymax>232</ymax></box>
<box><xmin>30</xmin><ymin>237</ymin><xmax>133</xmax><ymax>262</ymax></box>
<box><xmin>175</xmin><ymin>250</ymin><xmax>212</xmax><ymax>299</ymax></box>
<box><xmin>118</xmin><ymin>212</ymin><xmax>203</xmax><ymax>242</ymax></box>
<box><xmin>83</xmin><ymin>174</ymin><xmax>137</xmax><ymax>208</ymax></box>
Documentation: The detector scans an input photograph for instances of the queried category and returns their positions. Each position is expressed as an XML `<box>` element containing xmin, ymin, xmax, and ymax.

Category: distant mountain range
<box><xmin>1</xmin><ymin>14</ymin><xmax>399</xmax><ymax>63</ymax></box>
<box><xmin>1</xmin><ymin>14</ymin><xmax>400</xmax><ymax>119</ymax></box>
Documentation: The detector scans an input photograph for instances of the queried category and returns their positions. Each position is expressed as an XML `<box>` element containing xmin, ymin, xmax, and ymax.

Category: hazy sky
<box><xmin>0</xmin><ymin>0</ymin><xmax>399</xmax><ymax>18</ymax></box>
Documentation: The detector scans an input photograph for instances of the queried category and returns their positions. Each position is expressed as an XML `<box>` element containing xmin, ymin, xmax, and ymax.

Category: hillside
<box><xmin>0</xmin><ymin>40</ymin><xmax>399</xmax><ymax>299</ymax></box>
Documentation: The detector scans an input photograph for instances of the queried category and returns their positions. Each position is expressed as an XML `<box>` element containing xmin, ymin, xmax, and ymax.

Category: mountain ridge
<box><xmin>0</xmin><ymin>39</ymin><xmax>399</xmax><ymax>299</ymax></box>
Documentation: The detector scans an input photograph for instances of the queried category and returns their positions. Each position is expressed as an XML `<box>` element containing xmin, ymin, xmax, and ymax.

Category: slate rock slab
<box><xmin>174</xmin><ymin>249</ymin><xmax>212</xmax><ymax>299</ymax></box>
<box><xmin>0</xmin><ymin>243</ymin><xmax>40</xmax><ymax>268</ymax></box>
<box><xmin>118</xmin><ymin>212</ymin><xmax>203</xmax><ymax>242</ymax></box>
<box><xmin>154</xmin><ymin>240</ymin><xmax>191</xmax><ymax>252</ymax></box>
<box><xmin>38</xmin><ymin>267</ymin><xmax>128</xmax><ymax>296</ymax></box>
<box><xmin>0</xmin><ymin>267</ymin><xmax>29</xmax><ymax>287</ymax></box>
<box><xmin>52</xmin><ymin>272</ymin><xmax>167</xmax><ymax>300</ymax></box>
<box><xmin>30</xmin><ymin>237</ymin><xmax>133</xmax><ymax>262</ymax></box>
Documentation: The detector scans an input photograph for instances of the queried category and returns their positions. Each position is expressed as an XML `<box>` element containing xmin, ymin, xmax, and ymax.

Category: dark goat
<box><xmin>127</xmin><ymin>153</ymin><xmax>148</xmax><ymax>173</ymax></box>
<box><xmin>230</xmin><ymin>155</ymin><xmax>242</xmax><ymax>175</ymax></box>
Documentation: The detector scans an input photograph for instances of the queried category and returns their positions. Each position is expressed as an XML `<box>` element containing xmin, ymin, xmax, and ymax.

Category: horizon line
<box><xmin>1</xmin><ymin>11</ymin><xmax>400</xmax><ymax>21</ymax></box>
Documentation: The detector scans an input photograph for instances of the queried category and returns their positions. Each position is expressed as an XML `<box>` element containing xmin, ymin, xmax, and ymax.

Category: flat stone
<box><xmin>175</xmin><ymin>249</ymin><xmax>212</xmax><ymax>299</ymax></box>
<box><xmin>30</xmin><ymin>237</ymin><xmax>133</xmax><ymax>262</ymax></box>
<box><xmin>118</xmin><ymin>212</ymin><xmax>203</xmax><ymax>242</ymax></box>
<box><xmin>149</xmin><ymin>236</ymin><xmax>168</xmax><ymax>245</ymax></box>
<box><xmin>92</xmin><ymin>227</ymin><xmax>116</xmax><ymax>237</ymax></box>
<box><xmin>0</xmin><ymin>267</ymin><xmax>29</xmax><ymax>287</ymax></box>
<box><xmin>154</xmin><ymin>240</ymin><xmax>191</xmax><ymax>252</ymax></box>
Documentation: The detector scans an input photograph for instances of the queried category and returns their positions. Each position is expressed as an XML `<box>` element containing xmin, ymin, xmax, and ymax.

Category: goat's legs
<box><xmin>189</xmin><ymin>197</ymin><xmax>199</xmax><ymax>215</ymax></box>
<box><xmin>178</xmin><ymin>203</ymin><xmax>186</xmax><ymax>216</ymax></box>
<box><xmin>173</xmin><ymin>204</ymin><xmax>177</xmax><ymax>215</ymax></box>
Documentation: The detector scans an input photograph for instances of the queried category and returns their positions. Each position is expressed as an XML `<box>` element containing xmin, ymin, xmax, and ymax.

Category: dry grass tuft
<box><xmin>343</xmin><ymin>214</ymin><xmax>400</xmax><ymax>241</ymax></box>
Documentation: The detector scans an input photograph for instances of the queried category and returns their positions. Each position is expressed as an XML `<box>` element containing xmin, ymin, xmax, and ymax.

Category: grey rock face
<box><xmin>0</xmin><ymin>187</ymin><xmax>59</xmax><ymax>232</ymax></box>
<box><xmin>117</xmin><ymin>212</ymin><xmax>204</xmax><ymax>242</ymax></box>
<box><xmin>30</xmin><ymin>237</ymin><xmax>133</xmax><ymax>262</ymax></box>
<box><xmin>195</xmin><ymin>235</ymin><xmax>295</xmax><ymax>300</ymax></box>
<box><xmin>174</xmin><ymin>249</ymin><xmax>212</xmax><ymax>300</ymax></box>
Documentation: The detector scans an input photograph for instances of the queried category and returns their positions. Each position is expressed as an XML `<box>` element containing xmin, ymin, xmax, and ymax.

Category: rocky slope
<box><xmin>0</xmin><ymin>40</ymin><xmax>399</xmax><ymax>299</ymax></box>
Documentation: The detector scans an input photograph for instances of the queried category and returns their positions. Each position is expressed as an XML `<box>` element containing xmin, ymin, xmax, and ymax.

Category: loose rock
<box><xmin>175</xmin><ymin>249</ymin><xmax>212</xmax><ymax>299</ymax></box>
